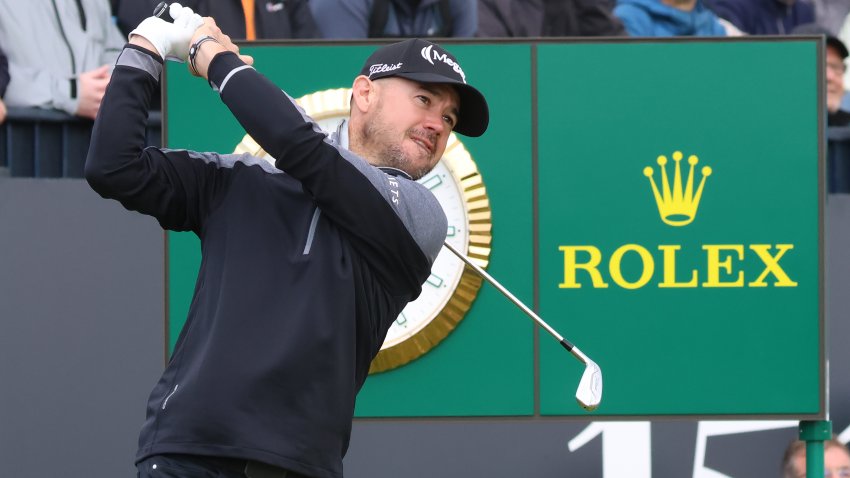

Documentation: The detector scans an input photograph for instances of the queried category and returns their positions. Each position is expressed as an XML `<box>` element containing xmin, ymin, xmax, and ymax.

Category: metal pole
<box><xmin>799</xmin><ymin>420</ymin><xmax>831</xmax><ymax>478</ymax></box>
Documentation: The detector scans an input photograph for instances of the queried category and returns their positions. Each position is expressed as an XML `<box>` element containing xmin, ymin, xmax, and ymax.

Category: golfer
<box><xmin>84</xmin><ymin>3</ymin><xmax>488</xmax><ymax>478</ymax></box>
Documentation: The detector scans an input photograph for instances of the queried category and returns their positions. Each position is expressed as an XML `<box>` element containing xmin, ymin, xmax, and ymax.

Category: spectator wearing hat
<box><xmin>794</xmin><ymin>23</ymin><xmax>850</xmax><ymax>126</ymax></box>
<box><xmin>825</xmin><ymin>31</ymin><xmax>850</xmax><ymax>126</ymax></box>
<box><xmin>835</xmin><ymin>14</ymin><xmax>850</xmax><ymax>107</ymax></box>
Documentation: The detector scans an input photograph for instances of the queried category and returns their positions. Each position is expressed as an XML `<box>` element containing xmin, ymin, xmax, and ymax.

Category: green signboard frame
<box><xmin>164</xmin><ymin>38</ymin><xmax>824</xmax><ymax>420</ymax></box>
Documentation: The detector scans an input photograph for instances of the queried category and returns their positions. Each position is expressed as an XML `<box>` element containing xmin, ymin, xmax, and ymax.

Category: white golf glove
<box><xmin>129</xmin><ymin>3</ymin><xmax>204</xmax><ymax>62</ymax></box>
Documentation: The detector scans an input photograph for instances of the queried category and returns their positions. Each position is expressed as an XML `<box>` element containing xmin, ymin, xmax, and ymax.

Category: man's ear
<box><xmin>351</xmin><ymin>75</ymin><xmax>375</xmax><ymax>114</ymax></box>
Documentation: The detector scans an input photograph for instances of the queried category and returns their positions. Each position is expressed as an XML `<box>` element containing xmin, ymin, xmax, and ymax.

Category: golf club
<box><xmin>442</xmin><ymin>241</ymin><xmax>603</xmax><ymax>412</ymax></box>
<box><xmin>153</xmin><ymin>1</ymin><xmax>170</xmax><ymax>20</ymax></box>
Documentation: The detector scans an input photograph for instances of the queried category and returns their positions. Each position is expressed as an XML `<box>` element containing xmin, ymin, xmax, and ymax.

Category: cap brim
<box><xmin>391</xmin><ymin>72</ymin><xmax>489</xmax><ymax>137</ymax></box>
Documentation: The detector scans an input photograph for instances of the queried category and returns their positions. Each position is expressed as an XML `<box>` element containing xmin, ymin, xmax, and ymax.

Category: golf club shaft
<box><xmin>442</xmin><ymin>241</ymin><xmax>591</xmax><ymax>365</ymax></box>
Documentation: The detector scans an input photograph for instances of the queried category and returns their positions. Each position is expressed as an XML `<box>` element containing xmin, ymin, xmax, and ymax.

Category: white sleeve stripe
<box><xmin>218</xmin><ymin>65</ymin><xmax>255</xmax><ymax>94</ymax></box>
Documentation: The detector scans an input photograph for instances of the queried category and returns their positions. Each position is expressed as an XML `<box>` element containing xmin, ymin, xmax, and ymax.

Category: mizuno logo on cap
<box><xmin>421</xmin><ymin>45</ymin><xmax>467</xmax><ymax>83</ymax></box>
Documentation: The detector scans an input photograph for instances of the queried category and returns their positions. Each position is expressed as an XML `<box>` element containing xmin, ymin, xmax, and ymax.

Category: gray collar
<box><xmin>335</xmin><ymin>119</ymin><xmax>350</xmax><ymax>149</ymax></box>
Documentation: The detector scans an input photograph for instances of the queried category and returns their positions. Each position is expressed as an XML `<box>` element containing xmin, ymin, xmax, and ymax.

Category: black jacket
<box><xmin>704</xmin><ymin>0</ymin><xmax>815</xmax><ymax>35</ymax></box>
<box><xmin>85</xmin><ymin>45</ymin><xmax>446</xmax><ymax>478</ymax></box>
<box><xmin>830</xmin><ymin>110</ymin><xmax>850</xmax><ymax>127</ymax></box>
<box><xmin>0</xmin><ymin>48</ymin><xmax>8</xmax><ymax>97</ymax></box>
<box><xmin>111</xmin><ymin>0</ymin><xmax>157</xmax><ymax>37</ymax></box>
<box><xmin>477</xmin><ymin>0</ymin><xmax>625</xmax><ymax>37</ymax></box>
<box><xmin>183</xmin><ymin>0</ymin><xmax>319</xmax><ymax>39</ymax></box>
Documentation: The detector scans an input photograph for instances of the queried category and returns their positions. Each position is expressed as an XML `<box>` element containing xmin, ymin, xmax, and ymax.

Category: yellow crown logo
<box><xmin>643</xmin><ymin>151</ymin><xmax>712</xmax><ymax>227</ymax></box>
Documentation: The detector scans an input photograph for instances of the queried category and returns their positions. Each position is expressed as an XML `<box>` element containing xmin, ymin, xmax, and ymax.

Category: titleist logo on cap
<box><xmin>369</xmin><ymin>62</ymin><xmax>403</xmax><ymax>76</ymax></box>
<box><xmin>420</xmin><ymin>45</ymin><xmax>467</xmax><ymax>84</ymax></box>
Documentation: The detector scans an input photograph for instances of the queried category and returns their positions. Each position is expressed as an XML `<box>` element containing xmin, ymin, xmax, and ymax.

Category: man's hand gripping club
<box><xmin>130</xmin><ymin>3</ymin><xmax>203</xmax><ymax>61</ymax></box>
<box><xmin>129</xmin><ymin>3</ymin><xmax>253</xmax><ymax>79</ymax></box>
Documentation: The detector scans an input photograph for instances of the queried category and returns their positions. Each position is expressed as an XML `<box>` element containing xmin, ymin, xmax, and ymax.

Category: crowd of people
<box><xmin>0</xmin><ymin>0</ymin><xmax>848</xmax><ymax>125</ymax></box>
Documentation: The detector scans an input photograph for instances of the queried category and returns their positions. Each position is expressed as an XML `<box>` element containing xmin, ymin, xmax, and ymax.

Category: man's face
<box><xmin>790</xmin><ymin>445</ymin><xmax>850</xmax><ymax>478</ymax></box>
<box><xmin>826</xmin><ymin>446</ymin><xmax>850</xmax><ymax>478</ymax></box>
<box><xmin>360</xmin><ymin>77</ymin><xmax>460</xmax><ymax>180</ymax></box>
<box><xmin>826</xmin><ymin>46</ymin><xmax>846</xmax><ymax>113</ymax></box>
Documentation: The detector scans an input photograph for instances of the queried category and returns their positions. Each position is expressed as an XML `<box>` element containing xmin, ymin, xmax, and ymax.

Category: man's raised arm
<box><xmin>85</xmin><ymin>4</ymin><xmax>244</xmax><ymax>233</ymax></box>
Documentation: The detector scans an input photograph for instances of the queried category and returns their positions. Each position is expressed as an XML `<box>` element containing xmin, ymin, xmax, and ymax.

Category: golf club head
<box><xmin>575</xmin><ymin>360</ymin><xmax>603</xmax><ymax>411</ymax></box>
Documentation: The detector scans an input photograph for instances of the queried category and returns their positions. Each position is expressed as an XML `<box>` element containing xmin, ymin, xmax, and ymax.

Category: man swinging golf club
<box><xmin>85</xmin><ymin>3</ymin><xmax>488</xmax><ymax>477</ymax></box>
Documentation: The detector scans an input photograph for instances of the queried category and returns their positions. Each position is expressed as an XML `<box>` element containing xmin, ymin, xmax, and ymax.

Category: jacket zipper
<box><xmin>50</xmin><ymin>0</ymin><xmax>78</xmax><ymax>98</ymax></box>
<box><xmin>73</xmin><ymin>0</ymin><xmax>87</xmax><ymax>30</ymax></box>
<box><xmin>162</xmin><ymin>384</ymin><xmax>179</xmax><ymax>410</ymax></box>
<box><xmin>302</xmin><ymin>207</ymin><xmax>321</xmax><ymax>255</ymax></box>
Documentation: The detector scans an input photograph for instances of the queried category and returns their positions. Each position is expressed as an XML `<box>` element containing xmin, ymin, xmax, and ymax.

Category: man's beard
<box><xmin>362</xmin><ymin>115</ymin><xmax>436</xmax><ymax>180</ymax></box>
<box><xmin>375</xmin><ymin>141</ymin><xmax>432</xmax><ymax>180</ymax></box>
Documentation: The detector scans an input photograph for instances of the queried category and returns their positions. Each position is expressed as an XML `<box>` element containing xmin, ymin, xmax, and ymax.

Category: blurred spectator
<box><xmin>614</xmin><ymin>0</ymin><xmax>727</xmax><ymax>36</ymax></box>
<box><xmin>781</xmin><ymin>438</ymin><xmax>850</xmax><ymax>478</ymax></box>
<box><xmin>180</xmin><ymin>0</ymin><xmax>318</xmax><ymax>39</ymax></box>
<box><xmin>825</xmin><ymin>33</ymin><xmax>849</xmax><ymax>126</ymax></box>
<box><xmin>111</xmin><ymin>0</ymin><xmax>159</xmax><ymax>38</ymax></box>
<box><xmin>812</xmin><ymin>0</ymin><xmax>850</xmax><ymax>35</ymax></box>
<box><xmin>0</xmin><ymin>47</ymin><xmax>7</xmax><ymax>124</ymax></box>
<box><xmin>0</xmin><ymin>0</ymin><xmax>124</xmax><ymax>120</ymax></box>
<box><xmin>477</xmin><ymin>0</ymin><xmax>542</xmax><ymax>36</ymax></box>
<box><xmin>793</xmin><ymin>23</ymin><xmax>849</xmax><ymax>125</ymax></box>
<box><xmin>0</xmin><ymin>48</ymin><xmax>7</xmax><ymax>96</ymax></box>
<box><xmin>310</xmin><ymin>0</ymin><xmax>477</xmax><ymax>39</ymax></box>
<box><xmin>704</xmin><ymin>0</ymin><xmax>814</xmax><ymax>35</ymax></box>
<box><xmin>839</xmin><ymin>14</ymin><xmax>850</xmax><ymax>106</ymax></box>
<box><xmin>477</xmin><ymin>0</ymin><xmax>625</xmax><ymax>37</ymax></box>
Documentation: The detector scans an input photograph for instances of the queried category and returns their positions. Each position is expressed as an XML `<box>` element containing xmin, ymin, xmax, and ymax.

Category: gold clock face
<box><xmin>233</xmin><ymin>88</ymin><xmax>492</xmax><ymax>374</ymax></box>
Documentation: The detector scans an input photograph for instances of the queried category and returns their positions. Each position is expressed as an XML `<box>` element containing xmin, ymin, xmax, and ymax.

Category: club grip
<box><xmin>153</xmin><ymin>2</ymin><xmax>173</xmax><ymax>22</ymax></box>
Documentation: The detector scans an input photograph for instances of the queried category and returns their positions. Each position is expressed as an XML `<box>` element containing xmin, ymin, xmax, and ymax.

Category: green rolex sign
<box><xmin>166</xmin><ymin>39</ymin><xmax>823</xmax><ymax>419</ymax></box>
<box><xmin>538</xmin><ymin>41</ymin><xmax>821</xmax><ymax>417</ymax></box>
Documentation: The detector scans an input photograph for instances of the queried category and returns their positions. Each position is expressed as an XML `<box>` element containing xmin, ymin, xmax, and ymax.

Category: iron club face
<box><xmin>576</xmin><ymin>359</ymin><xmax>603</xmax><ymax>412</ymax></box>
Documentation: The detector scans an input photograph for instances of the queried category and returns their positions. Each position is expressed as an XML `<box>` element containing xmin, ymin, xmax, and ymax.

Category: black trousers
<box><xmin>137</xmin><ymin>454</ymin><xmax>311</xmax><ymax>478</ymax></box>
